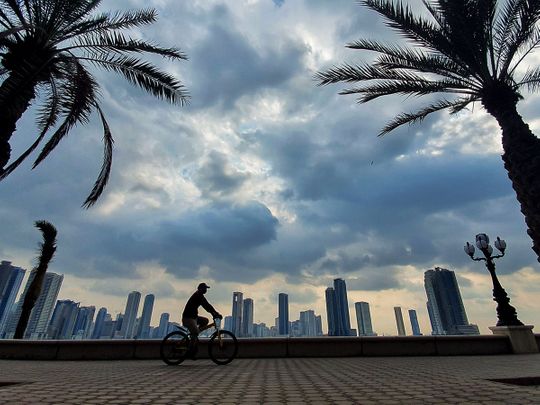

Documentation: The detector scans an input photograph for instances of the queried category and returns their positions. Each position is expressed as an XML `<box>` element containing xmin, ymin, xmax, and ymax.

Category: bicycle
<box><xmin>160</xmin><ymin>318</ymin><xmax>238</xmax><ymax>365</ymax></box>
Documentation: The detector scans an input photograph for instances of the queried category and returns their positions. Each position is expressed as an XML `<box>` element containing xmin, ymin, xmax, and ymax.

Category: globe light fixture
<box><xmin>464</xmin><ymin>234</ymin><xmax>523</xmax><ymax>326</ymax></box>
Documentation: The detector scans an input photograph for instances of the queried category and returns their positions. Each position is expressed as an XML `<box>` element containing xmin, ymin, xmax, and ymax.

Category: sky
<box><xmin>1</xmin><ymin>0</ymin><xmax>540</xmax><ymax>336</ymax></box>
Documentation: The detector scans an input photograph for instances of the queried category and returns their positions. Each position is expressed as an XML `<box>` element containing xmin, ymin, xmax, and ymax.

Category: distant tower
<box><xmin>157</xmin><ymin>313</ymin><xmax>170</xmax><ymax>338</ymax></box>
<box><xmin>119</xmin><ymin>291</ymin><xmax>141</xmax><ymax>339</ymax></box>
<box><xmin>47</xmin><ymin>300</ymin><xmax>80</xmax><ymax>339</ymax></box>
<box><xmin>135</xmin><ymin>294</ymin><xmax>155</xmax><ymax>339</ymax></box>
<box><xmin>224</xmin><ymin>315</ymin><xmax>233</xmax><ymax>332</ymax></box>
<box><xmin>72</xmin><ymin>306</ymin><xmax>96</xmax><ymax>339</ymax></box>
<box><xmin>0</xmin><ymin>261</ymin><xmax>25</xmax><ymax>336</ymax></box>
<box><xmin>231</xmin><ymin>292</ymin><xmax>243</xmax><ymax>337</ymax></box>
<box><xmin>424</xmin><ymin>267</ymin><xmax>479</xmax><ymax>335</ymax></box>
<box><xmin>4</xmin><ymin>271</ymin><xmax>64</xmax><ymax>339</ymax></box>
<box><xmin>278</xmin><ymin>293</ymin><xmax>289</xmax><ymax>336</ymax></box>
<box><xmin>325</xmin><ymin>287</ymin><xmax>337</xmax><ymax>335</ymax></box>
<box><xmin>299</xmin><ymin>310</ymin><xmax>317</xmax><ymax>336</ymax></box>
<box><xmin>325</xmin><ymin>279</ymin><xmax>352</xmax><ymax>336</ymax></box>
<box><xmin>91</xmin><ymin>307</ymin><xmax>108</xmax><ymax>339</ymax></box>
<box><xmin>315</xmin><ymin>315</ymin><xmax>323</xmax><ymax>336</ymax></box>
<box><xmin>355</xmin><ymin>302</ymin><xmax>375</xmax><ymax>336</ymax></box>
<box><xmin>242</xmin><ymin>298</ymin><xmax>254</xmax><ymax>337</ymax></box>
<box><xmin>394</xmin><ymin>306</ymin><xmax>406</xmax><ymax>336</ymax></box>
<box><xmin>408</xmin><ymin>309</ymin><xmax>421</xmax><ymax>336</ymax></box>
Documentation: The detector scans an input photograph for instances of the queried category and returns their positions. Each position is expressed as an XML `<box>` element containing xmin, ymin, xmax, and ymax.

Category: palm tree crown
<box><xmin>317</xmin><ymin>0</ymin><xmax>540</xmax><ymax>262</ymax></box>
<box><xmin>317</xmin><ymin>0</ymin><xmax>540</xmax><ymax>134</ymax></box>
<box><xmin>0</xmin><ymin>0</ymin><xmax>189</xmax><ymax>207</ymax></box>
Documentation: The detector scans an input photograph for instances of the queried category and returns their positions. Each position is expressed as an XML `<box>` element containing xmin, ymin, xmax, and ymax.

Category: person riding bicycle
<box><xmin>181</xmin><ymin>282</ymin><xmax>222</xmax><ymax>358</ymax></box>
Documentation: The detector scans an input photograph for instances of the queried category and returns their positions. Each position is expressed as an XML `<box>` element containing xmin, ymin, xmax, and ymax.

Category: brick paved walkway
<box><xmin>0</xmin><ymin>355</ymin><xmax>539</xmax><ymax>404</ymax></box>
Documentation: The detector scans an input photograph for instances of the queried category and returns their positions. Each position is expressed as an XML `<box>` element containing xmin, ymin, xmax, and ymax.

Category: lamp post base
<box><xmin>489</xmin><ymin>325</ymin><xmax>539</xmax><ymax>354</ymax></box>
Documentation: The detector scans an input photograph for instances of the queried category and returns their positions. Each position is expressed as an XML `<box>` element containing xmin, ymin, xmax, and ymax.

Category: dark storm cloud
<box><xmin>189</xmin><ymin>10</ymin><xmax>307</xmax><ymax>108</ymax></box>
<box><xmin>193</xmin><ymin>150</ymin><xmax>250</xmax><ymax>199</ymax></box>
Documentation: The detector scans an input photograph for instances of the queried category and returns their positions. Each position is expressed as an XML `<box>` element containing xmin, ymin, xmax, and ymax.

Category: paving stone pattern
<box><xmin>0</xmin><ymin>355</ymin><xmax>539</xmax><ymax>404</ymax></box>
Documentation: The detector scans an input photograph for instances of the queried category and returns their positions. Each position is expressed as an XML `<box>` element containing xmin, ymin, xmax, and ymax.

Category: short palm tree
<box><xmin>317</xmin><ymin>0</ymin><xmax>540</xmax><ymax>262</ymax></box>
<box><xmin>0</xmin><ymin>0</ymin><xmax>189</xmax><ymax>207</ymax></box>
<box><xmin>14</xmin><ymin>220</ymin><xmax>57</xmax><ymax>339</ymax></box>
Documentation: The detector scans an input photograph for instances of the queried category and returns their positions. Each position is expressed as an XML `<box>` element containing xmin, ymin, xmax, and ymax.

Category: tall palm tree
<box><xmin>317</xmin><ymin>0</ymin><xmax>540</xmax><ymax>262</ymax></box>
<box><xmin>0</xmin><ymin>0</ymin><xmax>189</xmax><ymax>207</ymax></box>
<box><xmin>14</xmin><ymin>220</ymin><xmax>57</xmax><ymax>339</ymax></box>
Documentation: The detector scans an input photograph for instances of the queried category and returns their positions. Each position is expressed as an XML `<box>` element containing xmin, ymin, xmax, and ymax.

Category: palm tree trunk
<box><xmin>483</xmin><ymin>93</ymin><xmax>540</xmax><ymax>262</ymax></box>
<box><xmin>0</xmin><ymin>72</ymin><xmax>37</xmax><ymax>174</ymax></box>
<box><xmin>14</xmin><ymin>221</ymin><xmax>57</xmax><ymax>339</ymax></box>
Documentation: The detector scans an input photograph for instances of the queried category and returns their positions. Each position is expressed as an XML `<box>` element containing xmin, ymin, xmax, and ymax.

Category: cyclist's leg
<box><xmin>182</xmin><ymin>318</ymin><xmax>199</xmax><ymax>358</ymax></box>
<box><xmin>197</xmin><ymin>316</ymin><xmax>209</xmax><ymax>330</ymax></box>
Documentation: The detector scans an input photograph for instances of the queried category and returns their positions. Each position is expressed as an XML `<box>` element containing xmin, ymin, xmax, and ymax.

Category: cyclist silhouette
<box><xmin>182</xmin><ymin>282</ymin><xmax>222</xmax><ymax>358</ymax></box>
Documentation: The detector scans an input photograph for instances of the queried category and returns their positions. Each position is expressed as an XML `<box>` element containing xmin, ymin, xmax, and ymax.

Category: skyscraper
<box><xmin>91</xmin><ymin>307</ymin><xmax>108</xmax><ymax>339</ymax></box>
<box><xmin>224</xmin><ymin>316</ymin><xmax>233</xmax><ymax>332</ymax></box>
<box><xmin>231</xmin><ymin>292</ymin><xmax>243</xmax><ymax>337</ymax></box>
<box><xmin>299</xmin><ymin>310</ymin><xmax>317</xmax><ymax>336</ymax></box>
<box><xmin>119</xmin><ymin>291</ymin><xmax>141</xmax><ymax>339</ymax></box>
<box><xmin>394</xmin><ymin>306</ymin><xmax>406</xmax><ymax>336</ymax></box>
<box><xmin>4</xmin><ymin>271</ymin><xmax>64</xmax><ymax>339</ymax></box>
<box><xmin>47</xmin><ymin>300</ymin><xmax>79</xmax><ymax>339</ymax></box>
<box><xmin>408</xmin><ymin>309</ymin><xmax>421</xmax><ymax>336</ymax></box>
<box><xmin>72</xmin><ymin>306</ymin><xmax>96</xmax><ymax>339</ymax></box>
<box><xmin>315</xmin><ymin>315</ymin><xmax>323</xmax><ymax>336</ymax></box>
<box><xmin>135</xmin><ymin>294</ymin><xmax>154</xmax><ymax>339</ymax></box>
<box><xmin>242</xmin><ymin>298</ymin><xmax>254</xmax><ymax>337</ymax></box>
<box><xmin>325</xmin><ymin>287</ymin><xmax>337</xmax><ymax>336</ymax></box>
<box><xmin>0</xmin><ymin>261</ymin><xmax>25</xmax><ymax>336</ymax></box>
<box><xmin>325</xmin><ymin>279</ymin><xmax>352</xmax><ymax>336</ymax></box>
<box><xmin>156</xmin><ymin>313</ymin><xmax>170</xmax><ymax>338</ymax></box>
<box><xmin>278</xmin><ymin>293</ymin><xmax>289</xmax><ymax>336</ymax></box>
<box><xmin>355</xmin><ymin>302</ymin><xmax>376</xmax><ymax>336</ymax></box>
<box><xmin>424</xmin><ymin>267</ymin><xmax>480</xmax><ymax>335</ymax></box>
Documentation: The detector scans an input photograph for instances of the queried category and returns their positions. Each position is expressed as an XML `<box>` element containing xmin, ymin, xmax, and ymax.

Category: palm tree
<box><xmin>14</xmin><ymin>220</ymin><xmax>57</xmax><ymax>339</ymax></box>
<box><xmin>0</xmin><ymin>0</ymin><xmax>189</xmax><ymax>207</ymax></box>
<box><xmin>317</xmin><ymin>0</ymin><xmax>540</xmax><ymax>262</ymax></box>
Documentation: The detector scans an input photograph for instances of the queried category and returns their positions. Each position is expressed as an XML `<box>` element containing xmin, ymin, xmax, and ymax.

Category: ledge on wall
<box><xmin>0</xmin><ymin>334</ymin><xmax>523</xmax><ymax>360</ymax></box>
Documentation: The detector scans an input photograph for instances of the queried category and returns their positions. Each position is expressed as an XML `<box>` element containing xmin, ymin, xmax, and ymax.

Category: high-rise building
<box><xmin>394</xmin><ymin>306</ymin><xmax>406</xmax><ymax>336</ymax></box>
<box><xmin>224</xmin><ymin>315</ymin><xmax>233</xmax><ymax>332</ymax></box>
<box><xmin>299</xmin><ymin>310</ymin><xmax>317</xmax><ymax>336</ymax></box>
<box><xmin>278</xmin><ymin>293</ymin><xmax>289</xmax><ymax>336</ymax></box>
<box><xmin>242</xmin><ymin>298</ymin><xmax>254</xmax><ymax>337</ymax></box>
<box><xmin>408</xmin><ymin>309</ymin><xmax>421</xmax><ymax>336</ymax></box>
<box><xmin>424</xmin><ymin>267</ymin><xmax>480</xmax><ymax>335</ymax></box>
<box><xmin>157</xmin><ymin>313</ymin><xmax>169</xmax><ymax>338</ymax></box>
<box><xmin>99</xmin><ymin>314</ymin><xmax>114</xmax><ymax>338</ymax></box>
<box><xmin>47</xmin><ymin>300</ymin><xmax>79</xmax><ymax>339</ymax></box>
<box><xmin>91</xmin><ymin>307</ymin><xmax>108</xmax><ymax>339</ymax></box>
<box><xmin>3</xmin><ymin>271</ymin><xmax>64</xmax><ymax>339</ymax></box>
<box><xmin>355</xmin><ymin>302</ymin><xmax>376</xmax><ymax>336</ymax></box>
<box><xmin>119</xmin><ymin>291</ymin><xmax>141</xmax><ymax>339</ymax></box>
<box><xmin>0</xmin><ymin>261</ymin><xmax>25</xmax><ymax>336</ymax></box>
<box><xmin>325</xmin><ymin>279</ymin><xmax>352</xmax><ymax>336</ymax></box>
<box><xmin>72</xmin><ymin>306</ymin><xmax>96</xmax><ymax>339</ymax></box>
<box><xmin>231</xmin><ymin>292</ymin><xmax>243</xmax><ymax>337</ymax></box>
<box><xmin>315</xmin><ymin>315</ymin><xmax>323</xmax><ymax>336</ymax></box>
<box><xmin>135</xmin><ymin>294</ymin><xmax>154</xmax><ymax>339</ymax></box>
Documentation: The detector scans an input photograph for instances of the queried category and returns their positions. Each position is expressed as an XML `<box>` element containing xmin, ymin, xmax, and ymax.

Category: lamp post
<box><xmin>464</xmin><ymin>233</ymin><xmax>523</xmax><ymax>327</ymax></box>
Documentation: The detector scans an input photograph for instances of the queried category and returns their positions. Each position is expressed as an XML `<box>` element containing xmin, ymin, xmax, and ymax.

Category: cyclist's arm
<box><xmin>201</xmin><ymin>296</ymin><xmax>220</xmax><ymax>318</ymax></box>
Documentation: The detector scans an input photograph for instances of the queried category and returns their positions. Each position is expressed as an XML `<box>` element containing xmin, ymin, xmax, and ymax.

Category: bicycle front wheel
<box><xmin>160</xmin><ymin>330</ymin><xmax>190</xmax><ymax>365</ymax></box>
<box><xmin>208</xmin><ymin>330</ymin><xmax>238</xmax><ymax>365</ymax></box>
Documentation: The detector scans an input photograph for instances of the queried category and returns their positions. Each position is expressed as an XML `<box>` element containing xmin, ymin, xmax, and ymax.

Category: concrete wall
<box><xmin>0</xmin><ymin>335</ymin><xmax>521</xmax><ymax>360</ymax></box>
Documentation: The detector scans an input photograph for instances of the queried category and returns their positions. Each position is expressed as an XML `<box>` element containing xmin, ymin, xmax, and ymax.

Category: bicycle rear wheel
<box><xmin>208</xmin><ymin>330</ymin><xmax>238</xmax><ymax>365</ymax></box>
<box><xmin>160</xmin><ymin>330</ymin><xmax>190</xmax><ymax>365</ymax></box>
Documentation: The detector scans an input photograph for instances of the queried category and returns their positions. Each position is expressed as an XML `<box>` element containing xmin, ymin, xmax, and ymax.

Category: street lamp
<box><xmin>464</xmin><ymin>233</ymin><xmax>523</xmax><ymax>326</ymax></box>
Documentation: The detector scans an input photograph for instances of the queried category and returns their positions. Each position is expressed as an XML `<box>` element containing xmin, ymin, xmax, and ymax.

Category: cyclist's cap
<box><xmin>198</xmin><ymin>282</ymin><xmax>210</xmax><ymax>290</ymax></box>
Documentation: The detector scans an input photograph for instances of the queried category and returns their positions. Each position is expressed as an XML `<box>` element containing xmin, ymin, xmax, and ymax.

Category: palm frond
<box><xmin>1</xmin><ymin>0</ymin><xmax>27</xmax><ymax>27</ymax></box>
<box><xmin>340</xmin><ymin>79</ymin><xmax>473</xmax><ymax>103</ymax></box>
<box><xmin>316</xmin><ymin>63</ymin><xmax>427</xmax><ymax>85</ymax></box>
<box><xmin>518</xmin><ymin>66</ymin><xmax>540</xmax><ymax>92</ymax></box>
<box><xmin>82</xmin><ymin>104</ymin><xmax>113</xmax><ymax>208</ymax></box>
<box><xmin>0</xmin><ymin>79</ymin><xmax>59</xmax><ymax>181</ymax></box>
<box><xmin>82</xmin><ymin>54</ymin><xmax>189</xmax><ymax>105</ymax></box>
<box><xmin>379</xmin><ymin>99</ymin><xmax>469</xmax><ymax>135</ymax></box>
<box><xmin>66</xmin><ymin>31</ymin><xmax>188</xmax><ymax>60</ymax></box>
<box><xmin>33</xmin><ymin>61</ymin><xmax>98</xmax><ymax>168</ymax></box>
